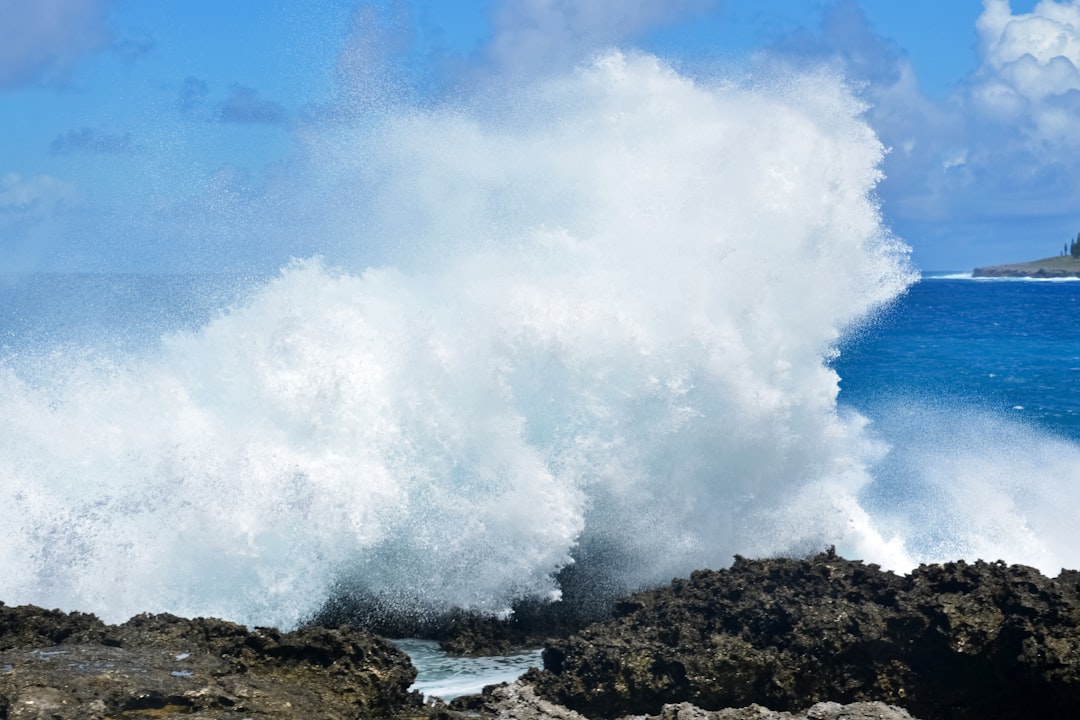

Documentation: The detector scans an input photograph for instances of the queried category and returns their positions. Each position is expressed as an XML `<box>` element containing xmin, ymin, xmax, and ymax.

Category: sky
<box><xmin>2</xmin><ymin>0</ymin><xmax>1079</xmax><ymax>272</ymax></box>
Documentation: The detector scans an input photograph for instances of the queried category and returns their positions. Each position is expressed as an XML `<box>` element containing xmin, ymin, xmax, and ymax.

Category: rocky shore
<box><xmin>5</xmin><ymin>551</ymin><xmax>1080</xmax><ymax>719</ymax></box>
<box><xmin>523</xmin><ymin>550</ymin><xmax>1080</xmax><ymax>720</ymax></box>
<box><xmin>0</xmin><ymin>604</ymin><xmax>423</xmax><ymax>719</ymax></box>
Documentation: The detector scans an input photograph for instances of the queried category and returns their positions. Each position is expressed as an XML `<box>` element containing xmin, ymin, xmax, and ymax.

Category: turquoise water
<box><xmin>393</xmin><ymin>640</ymin><xmax>542</xmax><ymax>700</ymax></box>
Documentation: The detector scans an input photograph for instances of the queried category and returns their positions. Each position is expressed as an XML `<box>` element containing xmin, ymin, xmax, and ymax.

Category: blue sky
<box><xmin>2</xmin><ymin>0</ymin><xmax>1079</xmax><ymax>272</ymax></box>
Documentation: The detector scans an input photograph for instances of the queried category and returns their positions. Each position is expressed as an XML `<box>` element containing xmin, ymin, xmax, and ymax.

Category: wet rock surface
<box><xmin>0</xmin><ymin>603</ymin><xmax>423</xmax><ymax>719</ymax></box>
<box><xmin>525</xmin><ymin>550</ymin><xmax>1080</xmax><ymax>720</ymax></box>
<box><xmin>632</xmin><ymin>700</ymin><xmax>917</xmax><ymax>720</ymax></box>
<box><xmin>437</xmin><ymin>681</ymin><xmax>917</xmax><ymax>720</ymax></box>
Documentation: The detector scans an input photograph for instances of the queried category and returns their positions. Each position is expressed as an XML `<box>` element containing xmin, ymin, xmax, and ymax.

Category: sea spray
<box><xmin>859</xmin><ymin>399</ymin><xmax>1080</xmax><ymax>572</ymax></box>
<box><xmin>0</xmin><ymin>52</ymin><xmax>915</xmax><ymax>628</ymax></box>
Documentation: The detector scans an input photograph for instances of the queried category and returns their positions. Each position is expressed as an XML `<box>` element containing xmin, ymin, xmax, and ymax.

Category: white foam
<box><xmin>0</xmin><ymin>52</ymin><xmax>920</xmax><ymax>627</ymax></box>
<box><xmin>860</xmin><ymin>401</ymin><xmax>1080</xmax><ymax>574</ymax></box>
<box><xmin>394</xmin><ymin>639</ymin><xmax>542</xmax><ymax>701</ymax></box>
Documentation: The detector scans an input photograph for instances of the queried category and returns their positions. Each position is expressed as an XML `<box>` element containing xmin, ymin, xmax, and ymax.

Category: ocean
<box><xmin>1</xmin><ymin>54</ymin><xmax>1078</xmax><ymax>642</ymax></box>
<box><xmin>836</xmin><ymin>275</ymin><xmax>1080</xmax><ymax>440</ymax></box>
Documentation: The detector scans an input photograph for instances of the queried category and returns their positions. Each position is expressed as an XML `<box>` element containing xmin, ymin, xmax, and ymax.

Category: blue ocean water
<box><xmin>835</xmin><ymin>276</ymin><xmax>1080</xmax><ymax>441</ymax></box>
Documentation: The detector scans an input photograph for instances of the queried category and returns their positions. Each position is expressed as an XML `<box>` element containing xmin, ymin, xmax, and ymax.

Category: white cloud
<box><xmin>0</xmin><ymin>173</ymin><xmax>82</xmax><ymax>271</ymax></box>
<box><xmin>972</xmin><ymin>0</ymin><xmax>1080</xmax><ymax>143</ymax></box>
<box><xmin>979</xmin><ymin>0</ymin><xmax>1080</xmax><ymax>71</ymax></box>
<box><xmin>0</xmin><ymin>173</ymin><xmax>79</xmax><ymax>210</ymax></box>
<box><xmin>0</xmin><ymin>0</ymin><xmax>112</xmax><ymax>88</ymax></box>
<box><xmin>759</xmin><ymin>0</ymin><xmax>1080</xmax><ymax>265</ymax></box>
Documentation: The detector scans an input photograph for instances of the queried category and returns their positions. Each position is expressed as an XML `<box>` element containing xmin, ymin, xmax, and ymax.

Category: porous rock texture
<box><xmin>525</xmin><ymin>550</ymin><xmax>1080</xmax><ymax>720</ymax></box>
<box><xmin>633</xmin><ymin>700</ymin><xmax>917</xmax><ymax>720</ymax></box>
<box><xmin>0</xmin><ymin>603</ymin><xmax>423</xmax><ymax>719</ymax></box>
<box><xmin>439</xmin><ymin>680</ymin><xmax>917</xmax><ymax>720</ymax></box>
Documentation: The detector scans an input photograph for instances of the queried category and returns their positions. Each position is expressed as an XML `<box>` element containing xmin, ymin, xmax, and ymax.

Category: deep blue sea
<box><xmin>835</xmin><ymin>276</ymin><xmax>1080</xmax><ymax>441</ymax></box>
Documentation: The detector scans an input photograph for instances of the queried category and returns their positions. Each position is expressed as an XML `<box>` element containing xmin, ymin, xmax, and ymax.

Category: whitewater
<box><xmin>1</xmin><ymin>52</ymin><xmax>1073</xmax><ymax>631</ymax></box>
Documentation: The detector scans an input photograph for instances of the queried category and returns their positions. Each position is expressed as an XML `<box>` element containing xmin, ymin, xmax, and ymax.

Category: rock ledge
<box><xmin>0</xmin><ymin>603</ymin><xmax>422</xmax><ymax>719</ymax></box>
<box><xmin>526</xmin><ymin>551</ymin><xmax>1080</xmax><ymax>720</ymax></box>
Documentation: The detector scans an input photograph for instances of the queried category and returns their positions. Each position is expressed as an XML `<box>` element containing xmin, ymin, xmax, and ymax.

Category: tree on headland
<box><xmin>1072</xmin><ymin>233</ymin><xmax>1080</xmax><ymax>259</ymax></box>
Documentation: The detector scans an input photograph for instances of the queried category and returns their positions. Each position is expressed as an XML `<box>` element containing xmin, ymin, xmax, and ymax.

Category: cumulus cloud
<box><xmin>766</xmin><ymin>3</ymin><xmax>963</xmax><ymax>213</ymax></box>
<box><xmin>971</xmin><ymin>0</ymin><xmax>1080</xmax><ymax>145</ymax></box>
<box><xmin>0</xmin><ymin>0</ymin><xmax>112</xmax><ymax>88</ymax></box>
<box><xmin>764</xmin><ymin>0</ymin><xmax>1080</xmax><ymax>265</ymax></box>
<box><xmin>49</xmin><ymin>127</ymin><xmax>133</xmax><ymax>155</ymax></box>
<box><xmin>938</xmin><ymin>0</ymin><xmax>1080</xmax><ymax>239</ymax></box>
<box><xmin>217</xmin><ymin>85</ymin><xmax>287</xmax><ymax>125</ymax></box>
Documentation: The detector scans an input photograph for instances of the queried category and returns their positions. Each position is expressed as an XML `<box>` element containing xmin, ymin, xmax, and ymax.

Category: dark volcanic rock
<box><xmin>0</xmin><ymin>603</ymin><xmax>423</xmax><ymax>719</ymax></box>
<box><xmin>526</xmin><ymin>550</ymin><xmax>1080</xmax><ymax>720</ymax></box>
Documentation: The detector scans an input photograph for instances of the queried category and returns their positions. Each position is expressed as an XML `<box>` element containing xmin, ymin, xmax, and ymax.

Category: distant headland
<box><xmin>973</xmin><ymin>256</ymin><xmax>1080</xmax><ymax>278</ymax></box>
<box><xmin>973</xmin><ymin>234</ymin><xmax>1080</xmax><ymax>277</ymax></box>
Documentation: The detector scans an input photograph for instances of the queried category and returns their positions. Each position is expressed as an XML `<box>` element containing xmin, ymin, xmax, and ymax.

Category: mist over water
<box><xmin>4</xmin><ymin>52</ymin><xmax>1071</xmax><ymax>630</ymax></box>
<box><xmin>858</xmin><ymin>400</ymin><xmax>1080</xmax><ymax>571</ymax></box>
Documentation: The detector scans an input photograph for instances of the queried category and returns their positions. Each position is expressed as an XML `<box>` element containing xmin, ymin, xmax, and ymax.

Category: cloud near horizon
<box><xmin>0</xmin><ymin>172</ymin><xmax>80</xmax><ymax>211</ymax></box>
<box><xmin>0</xmin><ymin>172</ymin><xmax>82</xmax><ymax>270</ymax></box>
<box><xmin>945</xmin><ymin>0</ymin><xmax>1080</xmax><ymax>228</ymax></box>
